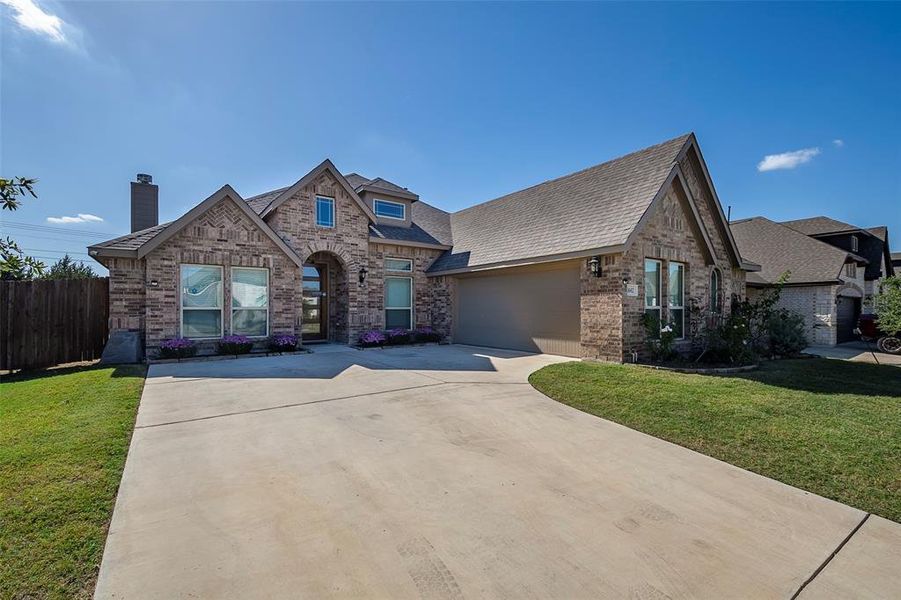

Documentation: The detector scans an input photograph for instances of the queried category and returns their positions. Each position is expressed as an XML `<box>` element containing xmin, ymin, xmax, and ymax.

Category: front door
<box><xmin>302</xmin><ymin>264</ymin><xmax>328</xmax><ymax>341</ymax></box>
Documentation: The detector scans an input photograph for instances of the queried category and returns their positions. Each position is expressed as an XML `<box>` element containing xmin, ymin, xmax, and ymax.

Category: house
<box><xmin>89</xmin><ymin>133</ymin><xmax>755</xmax><ymax>362</ymax></box>
<box><xmin>780</xmin><ymin>217</ymin><xmax>894</xmax><ymax>307</ymax></box>
<box><xmin>893</xmin><ymin>252</ymin><xmax>901</xmax><ymax>271</ymax></box>
<box><xmin>731</xmin><ymin>217</ymin><xmax>884</xmax><ymax>345</ymax></box>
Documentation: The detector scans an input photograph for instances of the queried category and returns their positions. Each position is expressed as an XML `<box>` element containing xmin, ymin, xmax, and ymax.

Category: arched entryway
<box><xmin>302</xmin><ymin>251</ymin><xmax>350</xmax><ymax>343</ymax></box>
<box><xmin>835</xmin><ymin>284</ymin><xmax>863</xmax><ymax>344</ymax></box>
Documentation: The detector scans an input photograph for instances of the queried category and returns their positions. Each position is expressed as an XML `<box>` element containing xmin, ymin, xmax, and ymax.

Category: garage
<box><xmin>454</xmin><ymin>260</ymin><xmax>581</xmax><ymax>357</ymax></box>
<box><xmin>836</xmin><ymin>295</ymin><xmax>861</xmax><ymax>344</ymax></box>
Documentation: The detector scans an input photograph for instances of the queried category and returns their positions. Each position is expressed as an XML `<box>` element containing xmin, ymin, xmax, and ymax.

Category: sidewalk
<box><xmin>805</xmin><ymin>342</ymin><xmax>901</xmax><ymax>367</ymax></box>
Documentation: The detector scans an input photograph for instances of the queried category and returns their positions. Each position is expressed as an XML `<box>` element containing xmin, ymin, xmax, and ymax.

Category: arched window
<box><xmin>710</xmin><ymin>268</ymin><xmax>721</xmax><ymax>314</ymax></box>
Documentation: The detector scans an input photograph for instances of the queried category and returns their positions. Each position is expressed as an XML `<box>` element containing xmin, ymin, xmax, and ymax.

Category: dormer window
<box><xmin>851</xmin><ymin>235</ymin><xmax>858</xmax><ymax>252</ymax></box>
<box><xmin>374</xmin><ymin>199</ymin><xmax>405</xmax><ymax>220</ymax></box>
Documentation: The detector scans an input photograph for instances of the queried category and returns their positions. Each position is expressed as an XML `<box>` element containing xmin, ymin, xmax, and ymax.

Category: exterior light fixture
<box><xmin>148</xmin><ymin>280</ymin><xmax>159</xmax><ymax>288</ymax></box>
<box><xmin>359</xmin><ymin>265</ymin><xmax>368</xmax><ymax>284</ymax></box>
<box><xmin>588</xmin><ymin>256</ymin><xmax>602</xmax><ymax>278</ymax></box>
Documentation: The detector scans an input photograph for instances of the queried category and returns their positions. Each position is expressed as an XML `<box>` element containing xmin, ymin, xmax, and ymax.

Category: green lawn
<box><xmin>530</xmin><ymin>358</ymin><xmax>901</xmax><ymax>522</ymax></box>
<box><xmin>0</xmin><ymin>365</ymin><xmax>146</xmax><ymax>599</ymax></box>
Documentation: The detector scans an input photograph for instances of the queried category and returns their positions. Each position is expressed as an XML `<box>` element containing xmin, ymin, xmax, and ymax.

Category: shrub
<box><xmin>158</xmin><ymin>337</ymin><xmax>196</xmax><ymax>360</ymax></box>
<box><xmin>358</xmin><ymin>329</ymin><xmax>386</xmax><ymax>348</ymax></box>
<box><xmin>413</xmin><ymin>326</ymin><xmax>442</xmax><ymax>343</ymax></box>
<box><xmin>767</xmin><ymin>309</ymin><xmax>807</xmax><ymax>356</ymax></box>
<box><xmin>217</xmin><ymin>335</ymin><xmax>253</xmax><ymax>355</ymax></box>
<box><xmin>875</xmin><ymin>276</ymin><xmax>901</xmax><ymax>335</ymax></box>
<box><xmin>640</xmin><ymin>312</ymin><xmax>679</xmax><ymax>362</ymax></box>
<box><xmin>385</xmin><ymin>328</ymin><xmax>411</xmax><ymax>345</ymax></box>
<box><xmin>268</xmin><ymin>334</ymin><xmax>298</xmax><ymax>353</ymax></box>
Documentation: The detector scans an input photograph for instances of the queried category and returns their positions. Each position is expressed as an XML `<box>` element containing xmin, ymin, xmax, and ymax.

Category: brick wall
<box><xmin>748</xmin><ymin>284</ymin><xmax>837</xmax><ymax>346</ymax></box>
<box><xmin>107</xmin><ymin>257</ymin><xmax>146</xmax><ymax>333</ymax></box>
<box><xmin>266</xmin><ymin>170</ymin><xmax>371</xmax><ymax>342</ymax></box>
<box><xmin>366</xmin><ymin>243</ymin><xmax>445</xmax><ymax>335</ymax></box>
<box><xmin>580</xmin><ymin>178</ymin><xmax>746</xmax><ymax>362</ymax></box>
<box><xmin>142</xmin><ymin>197</ymin><xmax>300</xmax><ymax>354</ymax></box>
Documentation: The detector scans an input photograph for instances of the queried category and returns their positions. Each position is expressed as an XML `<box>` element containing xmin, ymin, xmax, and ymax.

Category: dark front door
<box><xmin>302</xmin><ymin>264</ymin><xmax>328</xmax><ymax>341</ymax></box>
<box><xmin>836</xmin><ymin>296</ymin><xmax>860</xmax><ymax>343</ymax></box>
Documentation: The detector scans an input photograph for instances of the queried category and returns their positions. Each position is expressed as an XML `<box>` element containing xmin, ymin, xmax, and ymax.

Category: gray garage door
<box><xmin>455</xmin><ymin>261</ymin><xmax>581</xmax><ymax>357</ymax></box>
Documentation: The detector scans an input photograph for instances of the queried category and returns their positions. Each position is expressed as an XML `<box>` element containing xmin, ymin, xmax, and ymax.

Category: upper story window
<box><xmin>374</xmin><ymin>199</ymin><xmax>405</xmax><ymax>220</ymax></box>
<box><xmin>231</xmin><ymin>267</ymin><xmax>268</xmax><ymax>337</ymax></box>
<box><xmin>385</xmin><ymin>257</ymin><xmax>413</xmax><ymax>272</ymax></box>
<box><xmin>181</xmin><ymin>264</ymin><xmax>223</xmax><ymax>339</ymax></box>
<box><xmin>845</xmin><ymin>262</ymin><xmax>857</xmax><ymax>278</ymax></box>
<box><xmin>851</xmin><ymin>235</ymin><xmax>859</xmax><ymax>252</ymax></box>
<box><xmin>316</xmin><ymin>196</ymin><xmax>335</xmax><ymax>228</ymax></box>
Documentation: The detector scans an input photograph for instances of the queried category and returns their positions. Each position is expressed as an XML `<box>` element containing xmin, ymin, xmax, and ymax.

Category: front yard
<box><xmin>530</xmin><ymin>358</ymin><xmax>901</xmax><ymax>522</ymax></box>
<box><xmin>0</xmin><ymin>365</ymin><xmax>146</xmax><ymax>599</ymax></box>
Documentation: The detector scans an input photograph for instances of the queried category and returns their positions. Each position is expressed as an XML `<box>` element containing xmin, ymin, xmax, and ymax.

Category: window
<box><xmin>316</xmin><ymin>196</ymin><xmax>334</xmax><ymax>228</ymax></box>
<box><xmin>385</xmin><ymin>277</ymin><xmax>412</xmax><ymax>329</ymax></box>
<box><xmin>374</xmin><ymin>199</ymin><xmax>405</xmax><ymax>220</ymax></box>
<box><xmin>385</xmin><ymin>257</ymin><xmax>413</xmax><ymax>272</ymax></box>
<box><xmin>845</xmin><ymin>262</ymin><xmax>857</xmax><ymax>278</ymax></box>
<box><xmin>644</xmin><ymin>259</ymin><xmax>662</xmax><ymax>338</ymax></box>
<box><xmin>710</xmin><ymin>268</ymin><xmax>721</xmax><ymax>314</ymax></box>
<box><xmin>231</xmin><ymin>267</ymin><xmax>268</xmax><ymax>336</ymax></box>
<box><xmin>851</xmin><ymin>235</ymin><xmax>858</xmax><ymax>252</ymax></box>
<box><xmin>181</xmin><ymin>265</ymin><xmax>222</xmax><ymax>338</ymax></box>
<box><xmin>668</xmin><ymin>262</ymin><xmax>686</xmax><ymax>338</ymax></box>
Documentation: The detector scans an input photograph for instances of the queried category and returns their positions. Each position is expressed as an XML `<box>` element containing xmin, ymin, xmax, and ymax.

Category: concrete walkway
<box><xmin>805</xmin><ymin>341</ymin><xmax>901</xmax><ymax>366</ymax></box>
<box><xmin>95</xmin><ymin>345</ymin><xmax>900</xmax><ymax>599</ymax></box>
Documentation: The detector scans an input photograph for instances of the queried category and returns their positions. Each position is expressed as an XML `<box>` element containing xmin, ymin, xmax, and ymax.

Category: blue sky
<box><xmin>2</xmin><ymin>1</ymin><xmax>899</xmax><ymax>273</ymax></box>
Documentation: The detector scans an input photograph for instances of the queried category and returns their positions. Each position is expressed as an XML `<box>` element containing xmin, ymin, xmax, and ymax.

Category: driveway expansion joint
<box><xmin>791</xmin><ymin>512</ymin><xmax>871</xmax><ymax>599</ymax></box>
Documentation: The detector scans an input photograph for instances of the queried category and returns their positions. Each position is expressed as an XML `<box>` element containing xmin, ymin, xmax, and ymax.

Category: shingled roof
<box><xmin>731</xmin><ymin>217</ymin><xmax>862</xmax><ymax>286</ymax></box>
<box><xmin>781</xmin><ymin>216</ymin><xmax>860</xmax><ymax>236</ymax></box>
<box><xmin>427</xmin><ymin>134</ymin><xmax>692</xmax><ymax>273</ymax></box>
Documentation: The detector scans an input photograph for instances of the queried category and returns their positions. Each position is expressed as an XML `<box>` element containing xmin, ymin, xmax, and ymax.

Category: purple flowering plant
<box><xmin>268</xmin><ymin>334</ymin><xmax>298</xmax><ymax>352</ymax></box>
<box><xmin>158</xmin><ymin>337</ymin><xmax>197</xmax><ymax>359</ymax></box>
<box><xmin>217</xmin><ymin>334</ymin><xmax>254</xmax><ymax>356</ymax></box>
<box><xmin>358</xmin><ymin>329</ymin><xmax>386</xmax><ymax>348</ymax></box>
<box><xmin>413</xmin><ymin>326</ymin><xmax>442</xmax><ymax>343</ymax></box>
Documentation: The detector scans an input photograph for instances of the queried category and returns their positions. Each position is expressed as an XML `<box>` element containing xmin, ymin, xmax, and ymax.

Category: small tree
<box><xmin>41</xmin><ymin>255</ymin><xmax>97</xmax><ymax>280</ymax></box>
<box><xmin>0</xmin><ymin>176</ymin><xmax>45</xmax><ymax>279</ymax></box>
<box><xmin>875</xmin><ymin>276</ymin><xmax>901</xmax><ymax>335</ymax></box>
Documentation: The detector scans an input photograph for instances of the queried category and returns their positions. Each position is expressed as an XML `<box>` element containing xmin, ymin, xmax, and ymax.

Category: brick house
<box><xmin>731</xmin><ymin>216</ymin><xmax>893</xmax><ymax>346</ymax></box>
<box><xmin>89</xmin><ymin>133</ymin><xmax>755</xmax><ymax>362</ymax></box>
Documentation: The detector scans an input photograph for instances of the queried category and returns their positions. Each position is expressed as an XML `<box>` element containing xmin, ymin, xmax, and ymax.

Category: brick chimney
<box><xmin>130</xmin><ymin>173</ymin><xmax>158</xmax><ymax>233</ymax></box>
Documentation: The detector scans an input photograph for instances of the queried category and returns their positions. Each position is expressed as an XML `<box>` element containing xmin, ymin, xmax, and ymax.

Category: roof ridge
<box><xmin>450</xmin><ymin>133</ymin><xmax>692</xmax><ymax>218</ymax></box>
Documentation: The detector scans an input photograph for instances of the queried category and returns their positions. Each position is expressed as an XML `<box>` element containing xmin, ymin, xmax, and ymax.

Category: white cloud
<box><xmin>46</xmin><ymin>213</ymin><xmax>104</xmax><ymax>224</ymax></box>
<box><xmin>757</xmin><ymin>147</ymin><xmax>821</xmax><ymax>172</ymax></box>
<box><xmin>2</xmin><ymin>0</ymin><xmax>70</xmax><ymax>45</ymax></box>
<box><xmin>832</xmin><ymin>139</ymin><xmax>844</xmax><ymax>148</ymax></box>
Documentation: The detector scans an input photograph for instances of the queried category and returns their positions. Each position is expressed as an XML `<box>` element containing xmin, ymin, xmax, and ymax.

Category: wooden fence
<box><xmin>1</xmin><ymin>278</ymin><xmax>109</xmax><ymax>371</ymax></box>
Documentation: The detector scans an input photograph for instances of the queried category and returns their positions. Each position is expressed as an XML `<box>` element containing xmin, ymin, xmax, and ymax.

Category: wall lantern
<box><xmin>588</xmin><ymin>256</ymin><xmax>602</xmax><ymax>278</ymax></box>
<box><xmin>359</xmin><ymin>265</ymin><xmax>368</xmax><ymax>284</ymax></box>
<box><xmin>148</xmin><ymin>280</ymin><xmax>159</xmax><ymax>288</ymax></box>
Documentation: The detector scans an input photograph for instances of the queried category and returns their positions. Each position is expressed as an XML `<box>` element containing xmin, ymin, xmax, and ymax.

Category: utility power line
<box><xmin>0</xmin><ymin>220</ymin><xmax>110</xmax><ymax>237</ymax></box>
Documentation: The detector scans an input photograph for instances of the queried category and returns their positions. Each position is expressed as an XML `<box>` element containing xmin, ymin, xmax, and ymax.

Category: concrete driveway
<box><xmin>96</xmin><ymin>344</ymin><xmax>900</xmax><ymax>599</ymax></box>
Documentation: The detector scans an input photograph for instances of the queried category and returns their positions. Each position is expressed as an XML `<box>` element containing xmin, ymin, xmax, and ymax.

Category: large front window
<box><xmin>385</xmin><ymin>277</ymin><xmax>412</xmax><ymax>329</ymax></box>
<box><xmin>316</xmin><ymin>196</ymin><xmax>335</xmax><ymax>228</ymax></box>
<box><xmin>231</xmin><ymin>267</ymin><xmax>268</xmax><ymax>336</ymax></box>
<box><xmin>668</xmin><ymin>262</ymin><xmax>685</xmax><ymax>338</ymax></box>
<box><xmin>644</xmin><ymin>259</ymin><xmax>662</xmax><ymax>338</ymax></box>
<box><xmin>181</xmin><ymin>264</ymin><xmax>222</xmax><ymax>338</ymax></box>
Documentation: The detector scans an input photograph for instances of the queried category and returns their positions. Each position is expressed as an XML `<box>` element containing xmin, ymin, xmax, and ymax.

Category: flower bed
<box><xmin>157</xmin><ymin>338</ymin><xmax>197</xmax><ymax>360</ymax></box>
<box><xmin>268</xmin><ymin>334</ymin><xmax>298</xmax><ymax>353</ymax></box>
<box><xmin>217</xmin><ymin>335</ymin><xmax>254</xmax><ymax>356</ymax></box>
<box><xmin>356</xmin><ymin>327</ymin><xmax>444</xmax><ymax>349</ymax></box>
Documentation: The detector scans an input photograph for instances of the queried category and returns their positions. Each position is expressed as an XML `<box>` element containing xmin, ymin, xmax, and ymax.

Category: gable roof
<box><xmin>258</xmin><ymin>160</ymin><xmax>377</xmax><ymax>221</ymax></box>
<box><xmin>731</xmin><ymin>217</ymin><xmax>863</xmax><ymax>286</ymax></box>
<box><xmin>428</xmin><ymin>134</ymin><xmax>708</xmax><ymax>273</ymax></box>
<box><xmin>89</xmin><ymin>185</ymin><xmax>304</xmax><ymax>268</ymax></box>
<box><xmin>341</xmin><ymin>173</ymin><xmax>418</xmax><ymax>201</ymax></box>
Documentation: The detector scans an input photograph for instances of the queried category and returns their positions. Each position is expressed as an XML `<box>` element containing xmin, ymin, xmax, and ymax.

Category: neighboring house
<box><xmin>892</xmin><ymin>252</ymin><xmax>901</xmax><ymax>271</ymax></box>
<box><xmin>89</xmin><ymin>133</ymin><xmax>755</xmax><ymax>361</ymax></box>
<box><xmin>731</xmin><ymin>217</ymin><xmax>873</xmax><ymax>346</ymax></box>
<box><xmin>780</xmin><ymin>216</ymin><xmax>894</xmax><ymax>310</ymax></box>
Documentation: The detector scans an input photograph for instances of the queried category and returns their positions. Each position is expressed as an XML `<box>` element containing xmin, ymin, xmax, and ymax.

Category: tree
<box><xmin>0</xmin><ymin>177</ymin><xmax>45</xmax><ymax>280</ymax></box>
<box><xmin>41</xmin><ymin>255</ymin><xmax>97</xmax><ymax>280</ymax></box>
<box><xmin>875</xmin><ymin>276</ymin><xmax>901</xmax><ymax>335</ymax></box>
